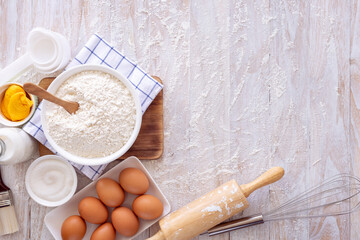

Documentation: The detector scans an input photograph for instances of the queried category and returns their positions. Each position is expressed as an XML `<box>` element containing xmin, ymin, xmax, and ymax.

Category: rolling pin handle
<box><xmin>146</xmin><ymin>230</ymin><xmax>166</xmax><ymax>240</ymax></box>
<box><xmin>240</xmin><ymin>167</ymin><xmax>285</xmax><ymax>197</ymax></box>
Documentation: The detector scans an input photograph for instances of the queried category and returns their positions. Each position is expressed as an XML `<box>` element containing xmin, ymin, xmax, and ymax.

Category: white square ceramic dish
<box><xmin>44</xmin><ymin>156</ymin><xmax>171</xmax><ymax>240</ymax></box>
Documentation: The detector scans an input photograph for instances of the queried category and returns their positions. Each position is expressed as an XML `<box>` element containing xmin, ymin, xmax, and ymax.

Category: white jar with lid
<box><xmin>0</xmin><ymin>127</ymin><xmax>38</xmax><ymax>165</ymax></box>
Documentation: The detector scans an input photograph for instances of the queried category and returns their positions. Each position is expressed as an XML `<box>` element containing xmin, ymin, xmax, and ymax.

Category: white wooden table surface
<box><xmin>1</xmin><ymin>1</ymin><xmax>360</xmax><ymax>239</ymax></box>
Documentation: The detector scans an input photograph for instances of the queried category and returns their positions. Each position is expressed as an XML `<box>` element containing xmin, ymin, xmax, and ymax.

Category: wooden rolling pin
<box><xmin>147</xmin><ymin>167</ymin><xmax>284</xmax><ymax>240</ymax></box>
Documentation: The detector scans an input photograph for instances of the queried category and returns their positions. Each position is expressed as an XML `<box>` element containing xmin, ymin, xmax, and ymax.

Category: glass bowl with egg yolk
<box><xmin>0</xmin><ymin>83</ymin><xmax>38</xmax><ymax>127</ymax></box>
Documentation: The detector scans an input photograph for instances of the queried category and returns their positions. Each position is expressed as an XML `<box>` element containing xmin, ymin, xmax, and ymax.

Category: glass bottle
<box><xmin>0</xmin><ymin>128</ymin><xmax>37</xmax><ymax>165</ymax></box>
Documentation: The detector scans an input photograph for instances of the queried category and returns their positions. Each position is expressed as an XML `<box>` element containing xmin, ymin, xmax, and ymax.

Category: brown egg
<box><xmin>61</xmin><ymin>215</ymin><xmax>86</xmax><ymax>240</ymax></box>
<box><xmin>111</xmin><ymin>207</ymin><xmax>139</xmax><ymax>237</ymax></box>
<box><xmin>119</xmin><ymin>168</ymin><xmax>149</xmax><ymax>195</ymax></box>
<box><xmin>78</xmin><ymin>197</ymin><xmax>108</xmax><ymax>224</ymax></box>
<box><xmin>132</xmin><ymin>194</ymin><xmax>164</xmax><ymax>220</ymax></box>
<box><xmin>96</xmin><ymin>178</ymin><xmax>125</xmax><ymax>207</ymax></box>
<box><xmin>90</xmin><ymin>222</ymin><xmax>116</xmax><ymax>240</ymax></box>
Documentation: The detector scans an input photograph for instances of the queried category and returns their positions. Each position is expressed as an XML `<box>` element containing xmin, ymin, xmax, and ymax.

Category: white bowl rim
<box><xmin>25</xmin><ymin>155</ymin><xmax>78</xmax><ymax>207</ymax></box>
<box><xmin>41</xmin><ymin>64</ymin><xmax>142</xmax><ymax>166</ymax></box>
<box><xmin>0</xmin><ymin>82</ymin><xmax>38</xmax><ymax>127</ymax></box>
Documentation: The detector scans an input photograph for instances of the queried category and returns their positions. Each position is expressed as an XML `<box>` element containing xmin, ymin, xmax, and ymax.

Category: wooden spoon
<box><xmin>23</xmin><ymin>82</ymin><xmax>79</xmax><ymax>114</ymax></box>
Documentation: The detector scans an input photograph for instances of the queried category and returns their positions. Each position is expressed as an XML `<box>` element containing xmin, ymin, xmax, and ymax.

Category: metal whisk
<box><xmin>206</xmin><ymin>173</ymin><xmax>360</xmax><ymax>236</ymax></box>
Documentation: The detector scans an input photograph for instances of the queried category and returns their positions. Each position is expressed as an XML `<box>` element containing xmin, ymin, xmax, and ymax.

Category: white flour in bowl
<box><xmin>45</xmin><ymin>70</ymin><xmax>136</xmax><ymax>158</ymax></box>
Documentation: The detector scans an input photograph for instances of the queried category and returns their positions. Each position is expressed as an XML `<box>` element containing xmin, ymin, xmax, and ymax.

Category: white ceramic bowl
<box><xmin>0</xmin><ymin>82</ymin><xmax>38</xmax><ymax>127</ymax></box>
<box><xmin>41</xmin><ymin>65</ymin><xmax>142</xmax><ymax>166</ymax></box>
<box><xmin>25</xmin><ymin>155</ymin><xmax>77</xmax><ymax>207</ymax></box>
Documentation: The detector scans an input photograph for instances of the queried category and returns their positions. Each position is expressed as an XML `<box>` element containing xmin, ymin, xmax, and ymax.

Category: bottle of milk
<box><xmin>0</xmin><ymin>128</ymin><xmax>38</xmax><ymax>164</ymax></box>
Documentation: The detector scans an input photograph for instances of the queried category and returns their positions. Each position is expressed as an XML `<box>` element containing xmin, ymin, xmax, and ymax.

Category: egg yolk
<box><xmin>1</xmin><ymin>85</ymin><xmax>33</xmax><ymax>121</ymax></box>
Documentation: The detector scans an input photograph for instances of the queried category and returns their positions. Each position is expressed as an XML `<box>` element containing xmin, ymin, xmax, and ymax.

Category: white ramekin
<box><xmin>25</xmin><ymin>155</ymin><xmax>78</xmax><ymax>207</ymax></box>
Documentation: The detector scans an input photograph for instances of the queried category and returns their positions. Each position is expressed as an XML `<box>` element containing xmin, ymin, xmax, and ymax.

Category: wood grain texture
<box><xmin>351</xmin><ymin>0</ymin><xmax>360</xmax><ymax>239</ymax></box>
<box><xmin>228</xmin><ymin>1</ymin><xmax>273</xmax><ymax>240</ymax></box>
<box><xmin>308</xmin><ymin>1</ymin><xmax>351</xmax><ymax>239</ymax></box>
<box><xmin>37</xmin><ymin>76</ymin><xmax>164</xmax><ymax>160</ymax></box>
<box><xmin>268</xmin><ymin>1</ymin><xmax>310</xmax><ymax>239</ymax></box>
<box><xmin>0</xmin><ymin>1</ymin><xmax>359</xmax><ymax>240</ymax></box>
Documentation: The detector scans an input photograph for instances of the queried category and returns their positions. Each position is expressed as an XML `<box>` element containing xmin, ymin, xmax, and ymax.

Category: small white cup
<box><xmin>27</xmin><ymin>29</ymin><xmax>59</xmax><ymax>67</ymax></box>
<box><xmin>36</xmin><ymin>30</ymin><xmax>71</xmax><ymax>73</ymax></box>
<box><xmin>0</xmin><ymin>28</ymin><xmax>71</xmax><ymax>85</ymax></box>
<box><xmin>25</xmin><ymin>155</ymin><xmax>77</xmax><ymax>207</ymax></box>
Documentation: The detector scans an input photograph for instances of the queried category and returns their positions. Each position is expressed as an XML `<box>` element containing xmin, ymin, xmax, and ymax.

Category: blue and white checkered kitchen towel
<box><xmin>22</xmin><ymin>34</ymin><xmax>163</xmax><ymax>180</ymax></box>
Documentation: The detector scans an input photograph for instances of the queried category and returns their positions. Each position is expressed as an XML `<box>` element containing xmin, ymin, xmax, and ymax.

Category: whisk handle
<box><xmin>207</xmin><ymin>214</ymin><xmax>264</xmax><ymax>236</ymax></box>
<box><xmin>240</xmin><ymin>167</ymin><xmax>285</xmax><ymax>197</ymax></box>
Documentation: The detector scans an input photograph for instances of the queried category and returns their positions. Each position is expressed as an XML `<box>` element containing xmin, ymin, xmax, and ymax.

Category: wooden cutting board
<box><xmin>38</xmin><ymin>76</ymin><xmax>163</xmax><ymax>160</ymax></box>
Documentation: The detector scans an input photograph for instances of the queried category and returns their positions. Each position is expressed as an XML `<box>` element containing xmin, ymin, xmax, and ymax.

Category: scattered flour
<box><xmin>46</xmin><ymin>70</ymin><xmax>136</xmax><ymax>158</ymax></box>
<box><xmin>201</xmin><ymin>205</ymin><xmax>222</xmax><ymax>213</ymax></box>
